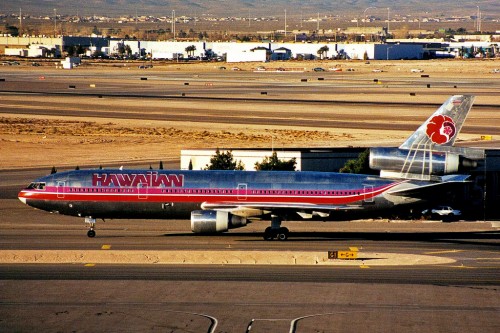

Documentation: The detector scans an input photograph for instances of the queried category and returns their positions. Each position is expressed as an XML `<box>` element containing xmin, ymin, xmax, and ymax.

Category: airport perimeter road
<box><xmin>1</xmin><ymin>197</ymin><xmax>499</xmax><ymax>332</ymax></box>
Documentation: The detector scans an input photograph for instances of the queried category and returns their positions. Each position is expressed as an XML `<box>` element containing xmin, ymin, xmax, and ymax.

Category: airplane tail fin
<box><xmin>369</xmin><ymin>95</ymin><xmax>483</xmax><ymax>181</ymax></box>
<box><xmin>399</xmin><ymin>95</ymin><xmax>474</xmax><ymax>150</ymax></box>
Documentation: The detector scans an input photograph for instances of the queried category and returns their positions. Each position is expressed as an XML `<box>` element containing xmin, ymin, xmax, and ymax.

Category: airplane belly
<box><xmin>25</xmin><ymin>199</ymin><xmax>197</xmax><ymax>219</ymax></box>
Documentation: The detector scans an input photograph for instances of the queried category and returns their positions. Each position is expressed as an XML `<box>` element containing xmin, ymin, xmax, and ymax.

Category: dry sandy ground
<box><xmin>0</xmin><ymin>113</ymin><xmax>377</xmax><ymax>169</ymax></box>
<box><xmin>0</xmin><ymin>59</ymin><xmax>498</xmax><ymax>170</ymax></box>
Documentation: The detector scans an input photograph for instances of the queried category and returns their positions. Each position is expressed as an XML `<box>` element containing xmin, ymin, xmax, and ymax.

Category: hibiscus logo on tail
<box><xmin>426</xmin><ymin>115</ymin><xmax>456</xmax><ymax>144</ymax></box>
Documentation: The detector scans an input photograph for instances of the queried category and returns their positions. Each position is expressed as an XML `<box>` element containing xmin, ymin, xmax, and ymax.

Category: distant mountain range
<box><xmin>4</xmin><ymin>0</ymin><xmax>499</xmax><ymax>18</ymax></box>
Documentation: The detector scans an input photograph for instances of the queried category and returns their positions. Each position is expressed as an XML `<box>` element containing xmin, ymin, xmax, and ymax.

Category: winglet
<box><xmin>399</xmin><ymin>95</ymin><xmax>475</xmax><ymax>150</ymax></box>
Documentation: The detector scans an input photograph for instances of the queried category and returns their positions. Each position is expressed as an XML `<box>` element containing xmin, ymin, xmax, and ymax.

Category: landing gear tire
<box><xmin>87</xmin><ymin>229</ymin><xmax>96</xmax><ymax>238</ymax></box>
<box><xmin>263</xmin><ymin>227</ymin><xmax>289</xmax><ymax>241</ymax></box>
<box><xmin>264</xmin><ymin>227</ymin><xmax>274</xmax><ymax>240</ymax></box>
<box><xmin>278</xmin><ymin>227</ymin><xmax>289</xmax><ymax>241</ymax></box>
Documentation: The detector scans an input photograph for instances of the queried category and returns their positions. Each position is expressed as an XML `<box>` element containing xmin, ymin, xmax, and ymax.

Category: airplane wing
<box><xmin>201</xmin><ymin>201</ymin><xmax>363</xmax><ymax>219</ymax></box>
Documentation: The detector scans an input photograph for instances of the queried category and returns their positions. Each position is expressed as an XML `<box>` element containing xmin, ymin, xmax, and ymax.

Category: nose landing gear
<box><xmin>85</xmin><ymin>217</ymin><xmax>96</xmax><ymax>238</ymax></box>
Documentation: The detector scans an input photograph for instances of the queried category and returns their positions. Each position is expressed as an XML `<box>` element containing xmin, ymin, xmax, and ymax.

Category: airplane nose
<box><xmin>18</xmin><ymin>191</ymin><xmax>27</xmax><ymax>205</ymax></box>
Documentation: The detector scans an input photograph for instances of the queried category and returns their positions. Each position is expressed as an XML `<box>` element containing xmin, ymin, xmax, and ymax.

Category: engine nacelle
<box><xmin>369</xmin><ymin>147</ymin><xmax>475</xmax><ymax>176</ymax></box>
<box><xmin>191</xmin><ymin>210</ymin><xmax>247</xmax><ymax>234</ymax></box>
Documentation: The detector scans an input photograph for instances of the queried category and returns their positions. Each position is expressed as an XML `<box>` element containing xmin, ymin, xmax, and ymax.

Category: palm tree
<box><xmin>185</xmin><ymin>45</ymin><xmax>196</xmax><ymax>57</ymax></box>
<box><xmin>317</xmin><ymin>45</ymin><xmax>329</xmax><ymax>59</ymax></box>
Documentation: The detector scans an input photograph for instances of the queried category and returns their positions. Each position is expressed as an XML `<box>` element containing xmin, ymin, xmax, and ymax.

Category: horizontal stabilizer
<box><xmin>387</xmin><ymin>175</ymin><xmax>471</xmax><ymax>199</ymax></box>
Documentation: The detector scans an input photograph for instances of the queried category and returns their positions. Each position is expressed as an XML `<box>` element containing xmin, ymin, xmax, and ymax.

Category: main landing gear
<box><xmin>85</xmin><ymin>217</ymin><xmax>96</xmax><ymax>238</ymax></box>
<box><xmin>263</xmin><ymin>216</ymin><xmax>289</xmax><ymax>241</ymax></box>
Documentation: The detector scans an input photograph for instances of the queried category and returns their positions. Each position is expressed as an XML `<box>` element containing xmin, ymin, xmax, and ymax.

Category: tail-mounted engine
<box><xmin>369</xmin><ymin>147</ymin><xmax>477</xmax><ymax>180</ymax></box>
<box><xmin>191</xmin><ymin>210</ymin><xmax>247</xmax><ymax>233</ymax></box>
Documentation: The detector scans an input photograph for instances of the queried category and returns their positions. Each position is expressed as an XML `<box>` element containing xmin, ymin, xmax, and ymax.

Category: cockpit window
<box><xmin>27</xmin><ymin>182</ymin><xmax>46</xmax><ymax>190</ymax></box>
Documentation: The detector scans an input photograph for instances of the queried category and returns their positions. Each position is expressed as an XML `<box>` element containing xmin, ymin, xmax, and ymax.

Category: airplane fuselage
<box><xmin>19</xmin><ymin>169</ymin><xmax>403</xmax><ymax>220</ymax></box>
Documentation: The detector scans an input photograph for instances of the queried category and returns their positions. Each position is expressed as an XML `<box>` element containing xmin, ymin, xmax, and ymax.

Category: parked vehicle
<box><xmin>422</xmin><ymin>206</ymin><xmax>461</xmax><ymax>221</ymax></box>
<box><xmin>313</xmin><ymin>67</ymin><xmax>325</xmax><ymax>72</ymax></box>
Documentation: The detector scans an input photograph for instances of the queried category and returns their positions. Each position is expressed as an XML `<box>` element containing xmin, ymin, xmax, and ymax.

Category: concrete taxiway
<box><xmin>1</xmin><ymin>194</ymin><xmax>499</xmax><ymax>332</ymax></box>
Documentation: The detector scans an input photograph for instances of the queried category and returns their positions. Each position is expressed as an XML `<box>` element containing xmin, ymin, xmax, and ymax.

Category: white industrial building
<box><xmin>106</xmin><ymin>40</ymin><xmax>424</xmax><ymax>61</ymax></box>
<box><xmin>181</xmin><ymin>149</ymin><xmax>303</xmax><ymax>171</ymax></box>
<box><xmin>180</xmin><ymin>148</ymin><xmax>369</xmax><ymax>171</ymax></box>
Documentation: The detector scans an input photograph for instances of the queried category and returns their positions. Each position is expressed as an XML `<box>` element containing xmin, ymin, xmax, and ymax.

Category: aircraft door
<box><xmin>138</xmin><ymin>184</ymin><xmax>148</xmax><ymax>199</ymax></box>
<box><xmin>57</xmin><ymin>181</ymin><xmax>65</xmax><ymax>199</ymax></box>
<box><xmin>237</xmin><ymin>183</ymin><xmax>247</xmax><ymax>201</ymax></box>
<box><xmin>363</xmin><ymin>185</ymin><xmax>374</xmax><ymax>203</ymax></box>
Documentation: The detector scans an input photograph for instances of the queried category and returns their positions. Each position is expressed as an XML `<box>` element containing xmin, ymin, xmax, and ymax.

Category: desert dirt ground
<box><xmin>0</xmin><ymin>59</ymin><xmax>499</xmax><ymax>170</ymax></box>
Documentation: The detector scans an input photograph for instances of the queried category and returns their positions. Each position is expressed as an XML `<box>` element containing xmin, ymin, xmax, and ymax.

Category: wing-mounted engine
<box><xmin>369</xmin><ymin>147</ymin><xmax>479</xmax><ymax>180</ymax></box>
<box><xmin>191</xmin><ymin>210</ymin><xmax>247</xmax><ymax>233</ymax></box>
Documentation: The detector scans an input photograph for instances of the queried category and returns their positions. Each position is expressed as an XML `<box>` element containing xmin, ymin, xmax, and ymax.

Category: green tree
<box><xmin>317</xmin><ymin>45</ymin><xmax>329</xmax><ymax>59</ymax></box>
<box><xmin>76</xmin><ymin>45</ymin><xmax>85</xmax><ymax>56</ymax></box>
<box><xmin>117</xmin><ymin>43</ymin><xmax>125</xmax><ymax>56</ymax></box>
<box><xmin>339</xmin><ymin>149</ymin><xmax>376</xmax><ymax>174</ymax></box>
<box><xmin>5</xmin><ymin>24</ymin><xmax>19</xmax><ymax>37</ymax></box>
<box><xmin>205</xmin><ymin>149</ymin><xmax>244</xmax><ymax>170</ymax></box>
<box><xmin>254</xmin><ymin>152</ymin><xmax>296</xmax><ymax>171</ymax></box>
<box><xmin>185</xmin><ymin>45</ymin><xmax>196</xmax><ymax>57</ymax></box>
<box><xmin>67</xmin><ymin>45</ymin><xmax>76</xmax><ymax>56</ymax></box>
<box><xmin>125</xmin><ymin>45</ymin><xmax>132</xmax><ymax>56</ymax></box>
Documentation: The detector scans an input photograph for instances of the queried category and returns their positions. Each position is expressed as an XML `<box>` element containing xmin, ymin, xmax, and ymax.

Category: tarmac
<box><xmin>0</xmin><ymin>249</ymin><xmax>456</xmax><ymax>266</ymax></box>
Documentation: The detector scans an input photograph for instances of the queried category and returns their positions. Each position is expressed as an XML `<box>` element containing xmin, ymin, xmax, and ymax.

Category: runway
<box><xmin>1</xmin><ymin>67</ymin><xmax>499</xmax><ymax>332</ymax></box>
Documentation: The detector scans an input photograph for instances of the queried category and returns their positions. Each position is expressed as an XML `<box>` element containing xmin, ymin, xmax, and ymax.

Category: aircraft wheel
<box><xmin>278</xmin><ymin>227</ymin><xmax>289</xmax><ymax>241</ymax></box>
<box><xmin>263</xmin><ymin>227</ymin><xmax>274</xmax><ymax>241</ymax></box>
<box><xmin>87</xmin><ymin>230</ymin><xmax>96</xmax><ymax>238</ymax></box>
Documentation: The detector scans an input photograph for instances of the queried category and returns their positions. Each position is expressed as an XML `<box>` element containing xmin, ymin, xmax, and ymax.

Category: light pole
<box><xmin>476</xmin><ymin>6</ymin><xmax>481</xmax><ymax>32</ymax></box>
<box><xmin>386</xmin><ymin>46</ymin><xmax>393</xmax><ymax>60</ymax></box>
<box><xmin>387</xmin><ymin>7</ymin><xmax>390</xmax><ymax>34</ymax></box>
<box><xmin>54</xmin><ymin>8</ymin><xmax>57</xmax><ymax>36</ymax></box>
<box><xmin>172</xmin><ymin>10</ymin><xmax>175</xmax><ymax>40</ymax></box>
<box><xmin>363</xmin><ymin>7</ymin><xmax>376</xmax><ymax>28</ymax></box>
<box><xmin>284</xmin><ymin>9</ymin><xmax>286</xmax><ymax>37</ymax></box>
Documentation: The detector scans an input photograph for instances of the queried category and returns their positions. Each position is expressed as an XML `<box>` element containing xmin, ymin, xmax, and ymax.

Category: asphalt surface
<box><xmin>1</xmin><ymin>195</ymin><xmax>499</xmax><ymax>332</ymax></box>
<box><xmin>0</xmin><ymin>67</ymin><xmax>499</xmax><ymax>332</ymax></box>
